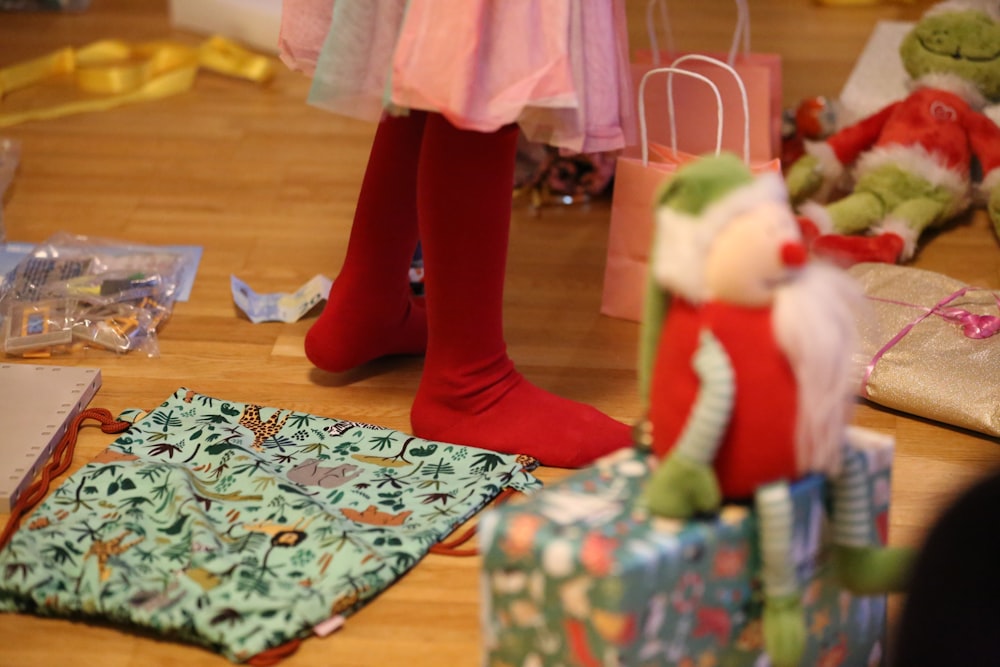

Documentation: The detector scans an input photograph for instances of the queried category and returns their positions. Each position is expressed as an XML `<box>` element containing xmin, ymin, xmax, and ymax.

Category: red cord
<box><xmin>247</xmin><ymin>638</ymin><xmax>303</xmax><ymax>666</ymax></box>
<box><xmin>0</xmin><ymin>408</ymin><xmax>131</xmax><ymax>551</ymax></box>
<box><xmin>429</xmin><ymin>486</ymin><xmax>518</xmax><ymax>557</ymax></box>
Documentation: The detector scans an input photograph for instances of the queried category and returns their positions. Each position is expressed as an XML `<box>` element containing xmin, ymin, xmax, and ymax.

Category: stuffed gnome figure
<box><xmin>786</xmin><ymin>0</ymin><xmax>1000</xmax><ymax>265</ymax></box>
<box><xmin>638</xmin><ymin>154</ymin><xmax>912</xmax><ymax>667</ymax></box>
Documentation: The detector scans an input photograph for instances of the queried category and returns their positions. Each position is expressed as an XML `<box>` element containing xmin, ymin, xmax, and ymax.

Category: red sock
<box><xmin>812</xmin><ymin>232</ymin><xmax>904</xmax><ymax>267</ymax></box>
<box><xmin>410</xmin><ymin>114</ymin><xmax>631</xmax><ymax>468</ymax></box>
<box><xmin>304</xmin><ymin>112</ymin><xmax>429</xmax><ymax>373</ymax></box>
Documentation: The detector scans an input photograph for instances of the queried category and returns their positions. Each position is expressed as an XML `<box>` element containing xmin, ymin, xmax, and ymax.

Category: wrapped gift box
<box><xmin>480</xmin><ymin>432</ymin><xmax>893</xmax><ymax>667</ymax></box>
<box><xmin>850</xmin><ymin>263</ymin><xmax>1000</xmax><ymax>438</ymax></box>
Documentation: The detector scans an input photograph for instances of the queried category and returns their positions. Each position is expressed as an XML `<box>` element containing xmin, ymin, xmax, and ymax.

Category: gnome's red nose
<box><xmin>780</xmin><ymin>241</ymin><xmax>809</xmax><ymax>267</ymax></box>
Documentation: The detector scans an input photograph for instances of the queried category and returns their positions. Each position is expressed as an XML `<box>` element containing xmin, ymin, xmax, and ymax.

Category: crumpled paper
<box><xmin>850</xmin><ymin>263</ymin><xmax>1000</xmax><ymax>438</ymax></box>
<box><xmin>231</xmin><ymin>274</ymin><xmax>331</xmax><ymax>324</ymax></box>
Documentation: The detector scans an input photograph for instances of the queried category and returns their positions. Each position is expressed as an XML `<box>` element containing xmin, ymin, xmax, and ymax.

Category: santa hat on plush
<box><xmin>651</xmin><ymin>152</ymin><xmax>794</xmax><ymax>303</ymax></box>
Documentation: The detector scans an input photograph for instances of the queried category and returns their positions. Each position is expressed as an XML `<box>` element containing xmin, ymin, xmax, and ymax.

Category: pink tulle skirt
<box><xmin>279</xmin><ymin>0</ymin><xmax>635</xmax><ymax>154</ymax></box>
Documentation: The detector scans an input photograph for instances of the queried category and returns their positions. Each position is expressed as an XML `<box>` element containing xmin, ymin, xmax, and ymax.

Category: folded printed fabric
<box><xmin>849</xmin><ymin>262</ymin><xmax>1000</xmax><ymax>438</ymax></box>
<box><xmin>0</xmin><ymin>387</ymin><xmax>541</xmax><ymax>662</ymax></box>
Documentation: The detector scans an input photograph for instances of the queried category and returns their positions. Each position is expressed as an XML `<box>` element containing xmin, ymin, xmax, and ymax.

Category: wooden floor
<box><xmin>1</xmin><ymin>1</ymin><xmax>998</xmax><ymax>665</ymax></box>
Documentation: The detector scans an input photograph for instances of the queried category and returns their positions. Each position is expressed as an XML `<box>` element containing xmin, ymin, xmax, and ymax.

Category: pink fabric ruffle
<box><xmin>278</xmin><ymin>0</ymin><xmax>634</xmax><ymax>154</ymax></box>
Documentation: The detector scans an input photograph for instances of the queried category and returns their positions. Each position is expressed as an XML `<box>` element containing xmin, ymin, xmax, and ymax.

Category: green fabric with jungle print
<box><xmin>0</xmin><ymin>387</ymin><xmax>541</xmax><ymax>662</ymax></box>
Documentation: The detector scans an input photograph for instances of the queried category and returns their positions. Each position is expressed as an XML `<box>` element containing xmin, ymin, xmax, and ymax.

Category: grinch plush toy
<box><xmin>638</xmin><ymin>154</ymin><xmax>913</xmax><ymax>667</ymax></box>
<box><xmin>786</xmin><ymin>0</ymin><xmax>1000</xmax><ymax>265</ymax></box>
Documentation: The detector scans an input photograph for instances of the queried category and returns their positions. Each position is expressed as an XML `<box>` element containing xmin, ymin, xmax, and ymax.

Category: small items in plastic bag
<box><xmin>1</xmin><ymin>297</ymin><xmax>74</xmax><ymax>355</ymax></box>
<box><xmin>0</xmin><ymin>232</ymin><xmax>184</xmax><ymax>357</ymax></box>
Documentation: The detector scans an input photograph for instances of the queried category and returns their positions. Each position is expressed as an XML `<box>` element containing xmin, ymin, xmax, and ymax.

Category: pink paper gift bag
<box><xmin>628</xmin><ymin>0</ymin><xmax>783</xmax><ymax>163</ymax></box>
<box><xmin>600</xmin><ymin>59</ymin><xmax>779</xmax><ymax>322</ymax></box>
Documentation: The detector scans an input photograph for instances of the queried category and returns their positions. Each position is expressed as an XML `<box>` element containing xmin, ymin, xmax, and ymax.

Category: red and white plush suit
<box><xmin>648</xmin><ymin>298</ymin><xmax>799</xmax><ymax>501</ymax></box>
<box><xmin>801</xmin><ymin>75</ymin><xmax>1000</xmax><ymax>263</ymax></box>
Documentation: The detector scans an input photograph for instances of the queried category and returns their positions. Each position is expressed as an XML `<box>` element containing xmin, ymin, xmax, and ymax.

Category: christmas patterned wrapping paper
<box><xmin>849</xmin><ymin>263</ymin><xmax>1000</xmax><ymax>438</ymax></box>
<box><xmin>480</xmin><ymin>438</ymin><xmax>893</xmax><ymax>667</ymax></box>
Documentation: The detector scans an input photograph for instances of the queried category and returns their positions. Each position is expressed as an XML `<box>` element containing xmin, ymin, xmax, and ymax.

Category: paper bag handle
<box><xmin>637</xmin><ymin>67</ymin><xmax>723</xmax><ymax>166</ymax></box>
<box><xmin>647</xmin><ymin>0</ymin><xmax>751</xmax><ymax>66</ymax></box>
<box><xmin>666</xmin><ymin>54</ymin><xmax>751</xmax><ymax>163</ymax></box>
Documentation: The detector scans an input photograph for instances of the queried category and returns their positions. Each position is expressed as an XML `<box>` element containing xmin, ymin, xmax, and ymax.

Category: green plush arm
<box><xmin>785</xmin><ymin>153</ymin><xmax>823</xmax><ymax>205</ymax></box>
<box><xmin>642</xmin><ymin>330</ymin><xmax>732</xmax><ymax>518</ymax></box>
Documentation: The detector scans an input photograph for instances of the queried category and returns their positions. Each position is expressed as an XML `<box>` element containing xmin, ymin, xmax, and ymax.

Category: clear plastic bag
<box><xmin>0</xmin><ymin>232</ymin><xmax>184</xmax><ymax>357</ymax></box>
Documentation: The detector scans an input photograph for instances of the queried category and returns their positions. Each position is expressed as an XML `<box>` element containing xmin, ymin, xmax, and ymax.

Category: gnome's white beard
<box><xmin>773</xmin><ymin>261</ymin><xmax>866</xmax><ymax>478</ymax></box>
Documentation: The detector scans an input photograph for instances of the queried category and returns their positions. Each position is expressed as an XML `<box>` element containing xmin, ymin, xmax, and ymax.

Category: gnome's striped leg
<box><xmin>757</xmin><ymin>482</ymin><xmax>798</xmax><ymax>599</ymax></box>
<box><xmin>756</xmin><ymin>482</ymin><xmax>806</xmax><ymax>667</ymax></box>
<box><xmin>831</xmin><ymin>449</ymin><xmax>874</xmax><ymax>548</ymax></box>
<box><xmin>832</xmin><ymin>447</ymin><xmax>913</xmax><ymax>594</ymax></box>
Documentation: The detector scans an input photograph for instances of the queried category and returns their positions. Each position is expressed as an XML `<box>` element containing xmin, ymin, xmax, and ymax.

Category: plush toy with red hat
<box><xmin>787</xmin><ymin>0</ymin><xmax>1000</xmax><ymax>265</ymax></box>
<box><xmin>637</xmin><ymin>153</ymin><xmax>913</xmax><ymax>667</ymax></box>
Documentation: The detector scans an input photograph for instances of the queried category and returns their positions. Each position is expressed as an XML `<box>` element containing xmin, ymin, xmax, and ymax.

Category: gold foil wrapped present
<box><xmin>849</xmin><ymin>263</ymin><xmax>1000</xmax><ymax>438</ymax></box>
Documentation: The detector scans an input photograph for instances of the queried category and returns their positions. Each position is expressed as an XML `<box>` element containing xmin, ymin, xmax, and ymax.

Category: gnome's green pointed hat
<box><xmin>651</xmin><ymin>152</ymin><xmax>790</xmax><ymax>302</ymax></box>
<box><xmin>656</xmin><ymin>152</ymin><xmax>757</xmax><ymax>215</ymax></box>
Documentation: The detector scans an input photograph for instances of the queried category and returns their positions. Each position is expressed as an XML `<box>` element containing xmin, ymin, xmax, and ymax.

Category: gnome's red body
<box><xmin>648</xmin><ymin>298</ymin><xmax>799</xmax><ymax>500</ymax></box>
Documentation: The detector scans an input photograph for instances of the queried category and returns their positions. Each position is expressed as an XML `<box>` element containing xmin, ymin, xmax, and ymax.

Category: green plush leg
<box><xmin>831</xmin><ymin>449</ymin><xmax>914</xmax><ymax>595</ymax></box>
<box><xmin>757</xmin><ymin>483</ymin><xmax>806</xmax><ymax>667</ymax></box>
<box><xmin>886</xmin><ymin>196</ymin><xmax>950</xmax><ymax>236</ymax></box>
<box><xmin>786</xmin><ymin>154</ymin><xmax>822</xmax><ymax>205</ymax></box>
<box><xmin>832</xmin><ymin>544</ymin><xmax>914</xmax><ymax>595</ymax></box>
<box><xmin>826</xmin><ymin>191</ymin><xmax>886</xmax><ymax>235</ymax></box>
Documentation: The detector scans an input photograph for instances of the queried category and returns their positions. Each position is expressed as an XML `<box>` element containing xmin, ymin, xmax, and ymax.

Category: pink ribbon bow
<box><xmin>862</xmin><ymin>287</ymin><xmax>1000</xmax><ymax>397</ymax></box>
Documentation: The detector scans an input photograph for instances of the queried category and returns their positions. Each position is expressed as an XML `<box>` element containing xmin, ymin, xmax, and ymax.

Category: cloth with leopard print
<box><xmin>0</xmin><ymin>387</ymin><xmax>540</xmax><ymax>663</ymax></box>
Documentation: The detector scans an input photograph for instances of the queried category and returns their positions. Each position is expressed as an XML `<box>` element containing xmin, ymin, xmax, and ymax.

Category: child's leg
<box><xmin>304</xmin><ymin>111</ymin><xmax>429</xmax><ymax>372</ymax></box>
<box><xmin>410</xmin><ymin>113</ymin><xmax>630</xmax><ymax>468</ymax></box>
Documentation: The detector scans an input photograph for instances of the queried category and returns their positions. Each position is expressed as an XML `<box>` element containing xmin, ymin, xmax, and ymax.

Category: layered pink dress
<box><xmin>278</xmin><ymin>0</ymin><xmax>635</xmax><ymax>154</ymax></box>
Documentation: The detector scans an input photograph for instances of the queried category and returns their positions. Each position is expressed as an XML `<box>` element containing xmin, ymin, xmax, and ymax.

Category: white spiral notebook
<box><xmin>0</xmin><ymin>363</ymin><xmax>102</xmax><ymax>513</ymax></box>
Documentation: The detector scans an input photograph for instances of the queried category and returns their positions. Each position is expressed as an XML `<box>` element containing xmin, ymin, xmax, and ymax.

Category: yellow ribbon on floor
<box><xmin>0</xmin><ymin>36</ymin><xmax>275</xmax><ymax>127</ymax></box>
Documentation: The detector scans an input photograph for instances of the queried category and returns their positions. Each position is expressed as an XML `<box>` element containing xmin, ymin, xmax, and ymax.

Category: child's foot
<box><xmin>410</xmin><ymin>362</ymin><xmax>632</xmax><ymax>468</ymax></box>
<box><xmin>304</xmin><ymin>282</ymin><xmax>427</xmax><ymax>373</ymax></box>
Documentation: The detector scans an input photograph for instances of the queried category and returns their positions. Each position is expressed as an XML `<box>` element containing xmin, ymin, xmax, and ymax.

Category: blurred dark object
<box><xmin>780</xmin><ymin>96</ymin><xmax>838</xmax><ymax>168</ymax></box>
<box><xmin>892</xmin><ymin>469</ymin><xmax>1000</xmax><ymax>666</ymax></box>
<box><xmin>0</xmin><ymin>0</ymin><xmax>90</xmax><ymax>9</ymax></box>
<box><xmin>513</xmin><ymin>133</ymin><xmax>617</xmax><ymax>211</ymax></box>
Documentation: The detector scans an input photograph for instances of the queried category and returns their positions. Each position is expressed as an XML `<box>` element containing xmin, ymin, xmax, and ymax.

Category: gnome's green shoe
<box><xmin>833</xmin><ymin>544</ymin><xmax>914</xmax><ymax>595</ymax></box>
<box><xmin>763</xmin><ymin>593</ymin><xmax>806</xmax><ymax>667</ymax></box>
